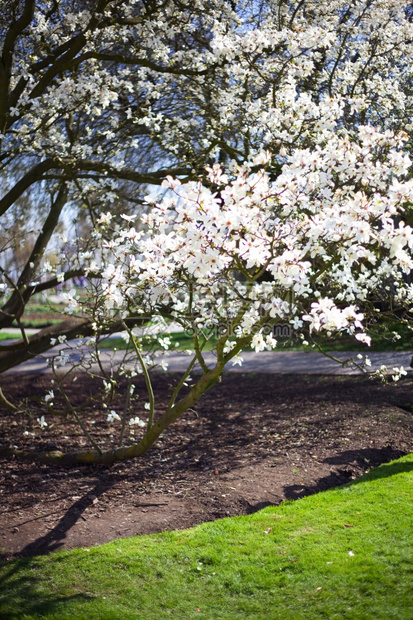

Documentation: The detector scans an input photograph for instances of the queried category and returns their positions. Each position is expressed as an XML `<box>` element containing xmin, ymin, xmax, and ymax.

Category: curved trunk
<box><xmin>0</xmin><ymin>358</ymin><xmax>226</xmax><ymax>465</ymax></box>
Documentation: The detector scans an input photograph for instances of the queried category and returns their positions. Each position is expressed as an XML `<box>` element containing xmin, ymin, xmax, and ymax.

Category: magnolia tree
<box><xmin>9</xmin><ymin>123</ymin><xmax>413</xmax><ymax>464</ymax></box>
<box><xmin>2</xmin><ymin>0</ymin><xmax>413</xmax><ymax>463</ymax></box>
<box><xmin>0</xmin><ymin>0</ymin><xmax>235</xmax><ymax>371</ymax></box>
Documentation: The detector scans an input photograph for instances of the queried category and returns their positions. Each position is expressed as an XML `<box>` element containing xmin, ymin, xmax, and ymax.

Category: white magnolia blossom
<box><xmin>2</xmin><ymin>2</ymin><xmax>413</xmax><ymax>451</ymax></box>
<box><xmin>392</xmin><ymin>366</ymin><xmax>408</xmax><ymax>382</ymax></box>
<box><xmin>44</xmin><ymin>390</ymin><xmax>54</xmax><ymax>404</ymax></box>
<box><xmin>107</xmin><ymin>410</ymin><xmax>121</xmax><ymax>423</ymax></box>
<box><xmin>129</xmin><ymin>416</ymin><xmax>146</xmax><ymax>428</ymax></box>
<box><xmin>61</xmin><ymin>289</ymin><xmax>79</xmax><ymax>315</ymax></box>
<box><xmin>80</xmin><ymin>123</ymin><xmax>413</xmax><ymax>358</ymax></box>
<box><xmin>50</xmin><ymin>335</ymin><xmax>67</xmax><ymax>346</ymax></box>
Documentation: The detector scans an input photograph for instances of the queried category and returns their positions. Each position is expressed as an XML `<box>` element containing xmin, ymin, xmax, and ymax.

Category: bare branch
<box><xmin>0</xmin><ymin>159</ymin><xmax>57</xmax><ymax>217</ymax></box>
<box><xmin>0</xmin><ymin>0</ymin><xmax>36</xmax><ymax>132</ymax></box>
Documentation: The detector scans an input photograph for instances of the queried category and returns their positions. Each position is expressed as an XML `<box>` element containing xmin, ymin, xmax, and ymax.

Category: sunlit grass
<box><xmin>1</xmin><ymin>454</ymin><xmax>412</xmax><ymax>619</ymax></box>
<box><xmin>0</xmin><ymin>332</ymin><xmax>17</xmax><ymax>341</ymax></box>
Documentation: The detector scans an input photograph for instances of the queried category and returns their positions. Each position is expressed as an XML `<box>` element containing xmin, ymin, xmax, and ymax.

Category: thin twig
<box><xmin>52</xmin><ymin>358</ymin><xmax>103</xmax><ymax>454</ymax></box>
<box><xmin>193</xmin><ymin>330</ymin><xmax>210</xmax><ymax>373</ymax></box>
<box><xmin>122</xmin><ymin>322</ymin><xmax>155</xmax><ymax>430</ymax></box>
<box><xmin>119</xmin><ymin>376</ymin><xmax>132</xmax><ymax>446</ymax></box>
<box><xmin>0</xmin><ymin>386</ymin><xmax>18</xmax><ymax>411</ymax></box>
<box><xmin>167</xmin><ymin>352</ymin><xmax>199</xmax><ymax>410</ymax></box>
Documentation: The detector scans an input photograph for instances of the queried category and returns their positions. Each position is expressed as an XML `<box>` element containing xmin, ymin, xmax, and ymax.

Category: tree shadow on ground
<box><xmin>283</xmin><ymin>447</ymin><xmax>408</xmax><ymax>501</ymax></box>
<box><xmin>1</xmin><ymin>373</ymin><xmax>413</xmax><ymax>561</ymax></box>
<box><xmin>15</xmin><ymin>474</ymin><xmax>119</xmax><ymax>558</ymax></box>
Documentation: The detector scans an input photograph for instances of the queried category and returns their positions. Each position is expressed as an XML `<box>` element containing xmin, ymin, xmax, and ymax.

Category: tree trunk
<box><xmin>0</xmin><ymin>358</ymin><xmax>226</xmax><ymax>465</ymax></box>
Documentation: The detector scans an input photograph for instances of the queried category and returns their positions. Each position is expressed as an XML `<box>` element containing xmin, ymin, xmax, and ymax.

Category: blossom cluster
<box><xmin>2</xmin><ymin>0</ymin><xmax>413</xmax><ymax>369</ymax></box>
<box><xmin>88</xmin><ymin>124</ymin><xmax>413</xmax><ymax>358</ymax></box>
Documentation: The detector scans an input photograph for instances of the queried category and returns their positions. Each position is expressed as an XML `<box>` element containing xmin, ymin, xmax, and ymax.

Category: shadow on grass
<box><xmin>2</xmin><ymin>454</ymin><xmax>412</xmax><ymax>619</ymax></box>
<box><xmin>351</xmin><ymin>456</ymin><xmax>413</xmax><ymax>482</ymax></box>
<box><xmin>0</xmin><ymin>476</ymin><xmax>117</xmax><ymax>617</ymax></box>
<box><xmin>0</xmin><ymin>556</ymin><xmax>92</xmax><ymax>619</ymax></box>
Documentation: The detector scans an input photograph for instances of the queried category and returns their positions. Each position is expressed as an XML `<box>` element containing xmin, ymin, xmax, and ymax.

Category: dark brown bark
<box><xmin>0</xmin><ymin>184</ymin><xmax>69</xmax><ymax>327</ymax></box>
<box><xmin>0</xmin><ymin>159</ymin><xmax>59</xmax><ymax>217</ymax></box>
<box><xmin>0</xmin><ymin>316</ymin><xmax>94</xmax><ymax>373</ymax></box>
<box><xmin>0</xmin><ymin>0</ymin><xmax>36</xmax><ymax>133</ymax></box>
<box><xmin>0</xmin><ymin>312</ymin><xmax>153</xmax><ymax>372</ymax></box>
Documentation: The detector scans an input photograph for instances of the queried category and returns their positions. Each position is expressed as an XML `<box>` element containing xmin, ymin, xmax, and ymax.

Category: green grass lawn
<box><xmin>97</xmin><ymin>330</ymin><xmax>217</xmax><ymax>352</ymax></box>
<box><xmin>2</xmin><ymin>326</ymin><xmax>409</xmax><ymax>354</ymax></box>
<box><xmin>0</xmin><ymin>332</ymin><xmax>16</xmax><ymax>341</ymax></box>
<box><xmin>1</xmin><ymin>454</ymin><xmax>412</xmax><ymax>619</ymax></box>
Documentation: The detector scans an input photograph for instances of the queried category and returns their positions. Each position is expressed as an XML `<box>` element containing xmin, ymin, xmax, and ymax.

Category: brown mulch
<box><xmin>0</xmin><ymin>372</ymin><xmax>412</xmax><ymax>561</ymax></box>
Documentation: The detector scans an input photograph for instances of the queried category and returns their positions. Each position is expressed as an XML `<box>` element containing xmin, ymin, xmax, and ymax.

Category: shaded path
<box><xmin>3</xmin><ymin>346</ymin><xmax>412</xmax><ymax>375</ymax></box>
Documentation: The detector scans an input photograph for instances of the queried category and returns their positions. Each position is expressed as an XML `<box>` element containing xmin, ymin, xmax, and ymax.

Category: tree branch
<box><xmin>0</xmin><ymin>316</ymin><xmax>94</xmax><ymax>373</ymax></box>
<box><xmin>61</xmin><ymin>51</ymin><xmax>211</xmax><ymax>76</ymax></box>
<box><xmin>0</xmin><ymin>158</ymin><xmax>57</xmax><ymax>217</ymax></box>
<box><xmin>0</xmin><ymin>0</ymin><xmax>36</xmax><ymax>132</ymax></box>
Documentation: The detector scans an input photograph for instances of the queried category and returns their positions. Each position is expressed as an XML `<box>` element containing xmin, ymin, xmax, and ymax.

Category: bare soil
<box><xmin>1</xmin><ymin>372</ymin><xmax>412</xmax><ymax>561</ymax></box>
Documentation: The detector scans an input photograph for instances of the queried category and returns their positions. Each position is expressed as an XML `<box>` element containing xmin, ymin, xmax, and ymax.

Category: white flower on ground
<box><xmin>129</xmin><ymin>416</ymin><xmax>146</xmax><ymax>427</ymax></box>
<box><xmin>37</xmin><ymin>416</ymin><xmax>48</xmax><ymax>428</ymax></box>
<box><xmin>44</xmin><ymin>390</ymin><xmax>54</xmax><ymax>403</ymax></box>
<box><xmin>107</xmin><ymin>410</ymin><xmax>121</xmax><ymax>422</ymax></box>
